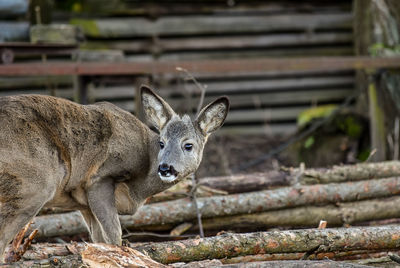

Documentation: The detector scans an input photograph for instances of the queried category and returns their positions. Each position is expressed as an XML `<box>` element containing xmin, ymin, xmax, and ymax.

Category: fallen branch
<box><xmin>298</xmin><ymin>160</ymin><xmax>400</xmax><ymax>184</ymax></box>
<box><xmin>136</xmin><ymin>226</ymin><xmax>400</xmax><ymax>263</ymax></box>
<box><xmin>198</xmin><ymin>170</ymin><xmax>292</xmax><ymax>194</ymax></box>
<box><xmin>11</xmin><ymin>227</ymin><xmax>400</xmax><ymax>266</ymax></box>
<box><xmin>219</xmin><ymin>260</ymin><xmax>373</xmax><ymax>268</ymax></box>
<box><xmin>122</xmin><ymin>176</ymin><xmax>400</xmax><ymax>228</ymax></box>
<box><xmin>221</xmin><ymin>250</ymin><xmax>400</xmax><ymax>264</ymax></box>
<box><xmin>29</xmin><ymin>176</ymin><xmax>400</xmax><ymax>237</ymax></box>
<box><xmin>3</xmin><ymin>256</ymin><xmax>372</xmax><ymax>268</ymax></box>
<box><xmin>190</xmin><ymin>196</ymin><xmax>400</xmax><ymax>232</ymax></box>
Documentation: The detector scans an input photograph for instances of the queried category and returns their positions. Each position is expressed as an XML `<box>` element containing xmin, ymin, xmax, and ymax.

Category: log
<box><xmin>18</xmin><ymin>244</ymin><xmax>400</xmax><ymax>263</ymax></box>
<box><xmin>70</xmin><ymin>14</ymin><xmax>352</xmax><ymax>38</ymax></box>
<box><xmin>221</xmin><ymin>250</ymin><xmax>400</xmax><ymax>264</ymax></box>
<box><xmin>299</xmin><ymin>161</ymin><xmax>400</xmax><ymax>184</ymax></box>
<box><xmin>198</xmin><ymin>171</ymin><xmax>292</xmax><ymax>194</ymax></box>
<box><xmin>217</xmin><ymin>261</ymin><xmax>373</xmax><ymax>268</ymax></box>
<box><xmin>29</xmin><ymin>176</ymin><xmax>400</xmax><ymax>237</ymax></box>
<box><xmin>121</xmin><ymin>176</ymin><xmax>400</xmax><ymax>228</ymax></box>
<box><xmin>135</xmin><ymin>226</ymin><xmax>400</xmax><ymax>263</ymax></box>
<box><xmin>149</xmin><ymin>170</ymin><xmax>292</xmax><ymax>203</ymax></box>
<box><xmin>0</xmin><ymin>255</ymin><xmax>84</xmax><ymax>268</ymax></box>
<box><xmin>191</xmin><ymin>196</ymin><xmax>400</xmax><ymax>232</ymax></box>
<box><xmin>2</xmin><ymin>256</ymin><xmax>371</xmax><ymax>268</ymax></box>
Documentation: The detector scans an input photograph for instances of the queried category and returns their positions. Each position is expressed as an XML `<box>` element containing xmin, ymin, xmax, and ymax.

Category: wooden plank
<box><xmin>127</xmin><ymin>46</ymin><xmax>354</xmax><ymax>61</ymax></box>
<box><xmin>157</xmin><ymin>69</ymin><xmax>355</xmax><ymax>81</ymax></box>
<box><xmin>73</xmin><ymin>1</ymin><xmax>351</xmax><ymax>17</ymax></box>
<box><xmin>217</xmin><ymin>124</ymin><xmax>297</xmax><ymax>136</ymax></box>
<box><xmin>0</xmin><ymin>57</ymin><xmax>399</xmax><ymax>76</ymax></box>
<box><xmin>86</xmin><ymin>76</ymin><xmax>353</xmax><ymax>101</ymax></box>
<box><xmin>84</xmin><ymin>32</ymin><xmax>353</xmax><ymax>52</ymax></box>
<box><xmin>0</xmin><ymin>0</ymin><xmax>28</xmax><ymax>18</ymax></box>
<box><xmin>70</xmin><ymin>13</ymin><xmax>352</xmax><ymax>38</ymax></box>
<box><xmin>107</xmin><ymin>87</ymin><xmax>352</xmax><ymax>112</ymax></box>
<box><xmin>0</xmin><ymin>88</ymin><xmax>73</xmax><ymax>98</ymax></box>
<box><xmin>226</xmin><ymin>107</ymin><xmax>310</xmax><ymax>123</ymax></box>
<box><xmin>204</xmin><ymin>88</ymin><xmax>353</xmax><ymax>108</ymax></box>
<box><xmin>0</xmin><ymin>22</ymin><xmax>29</xmax><ymax>41</ymax></box>
<box><xmin>0</xmin><ymin>76</ymin><xmax>72</xmax><ymax>89</ymax></box>
<box><xmin>160</xmin><ymin>76</ymin><xmax>355</xmax><ymax>94</ymax></box>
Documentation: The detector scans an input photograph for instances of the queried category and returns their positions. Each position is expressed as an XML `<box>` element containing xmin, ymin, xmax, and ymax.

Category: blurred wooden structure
<box><xmin>0</xmin><ymin>0</ymin><xmax>397</xmax><ymax>136</ymax></box>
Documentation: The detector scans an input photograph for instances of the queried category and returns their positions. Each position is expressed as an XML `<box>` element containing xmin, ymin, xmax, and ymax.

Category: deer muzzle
<box><xmin>158</xmin><ymin>163</ymin><xmax>178</xmax><ymax>182</ymax></box>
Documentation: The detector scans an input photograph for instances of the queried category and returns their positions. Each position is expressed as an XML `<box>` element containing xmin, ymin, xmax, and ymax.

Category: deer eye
<box><xmin>184</xmin><ymin>143</ymin><xmax>193</xmax><ymax>151</ymax></box>
<box><xmin>159</xmin><ymin>141</ymin><xmax>165</xmax><ymax>149</ymax></box>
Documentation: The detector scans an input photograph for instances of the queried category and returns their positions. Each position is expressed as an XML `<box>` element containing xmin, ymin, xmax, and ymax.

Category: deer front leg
<box><xmin>86</xmin><ymin>178</ymin><xmax>122</xmax><ymax>245</ymax></box>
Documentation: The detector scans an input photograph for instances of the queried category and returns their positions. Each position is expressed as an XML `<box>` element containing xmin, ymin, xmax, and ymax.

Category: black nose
<box><xmin>158</xmin><ymin>163</ymin><xmax>177</xmax><ymax>177</ymax></box>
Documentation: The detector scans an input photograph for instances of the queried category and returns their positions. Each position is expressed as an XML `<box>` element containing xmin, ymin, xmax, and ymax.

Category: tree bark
<box><xmin>135</xmin><ymin>226</ymin><xmax>400</xmax><ymax>264</ymax></box>
<box><xmin>151</xmin><ymin>161</ymin><xmax>400</xmax><ymax>203</ymax></box>
<box><xmin>3</xmin><ymin>257</ymin><xmax>372</xmax><ymax>268</ymax></box>
<box><xmin>12</xmin><ymin>227</ymin><xmax>400</xmax><ymax>265</ymax></box>
<box><xmin>30</xmin><ymin>176</ymin><xmax>400</xmax><ymax>237</ymax></box>
<box><xmin>198</xmin><ymin>170</ymin><xmax>292</xmax><ymax>194</ymax></box>
<box><xmin>221</xmin><ymin>250</ymin><xmax>400</xmax><ymax>264</ymax></box>
<box><xmin>217</xmin><ymin>261</ymin><xmax>373</xmax><ymax>268</ymax></box>
<box><xmin>121</xmin><ymin>176</ymin><xmax>400</xmax><ymax>227</ymax></box>
<box><xmin>191</xmin><ymin>196</ymin><xmax>400</xmax><ymax>232</ymax></box>
<box><xmin>1</xmin><ymin>255</ymin><xmax>84</xmax><ymax>268</ymax></box>
<box><xmin>299</xmin><ymin>160</ymin><xmax>400</xmax><ymax>184</ymax></box>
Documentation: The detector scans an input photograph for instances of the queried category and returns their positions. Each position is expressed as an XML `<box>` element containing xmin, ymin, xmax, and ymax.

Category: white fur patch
<box><xmin>159</xmin><ymin>173</ymin><xmax>177</xmax><ymax>183</ymax></box>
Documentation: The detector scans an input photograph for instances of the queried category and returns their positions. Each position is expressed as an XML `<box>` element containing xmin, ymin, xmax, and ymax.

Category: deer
<box><xmin>0</xmin><ymin>85</ymin><xmax>229</xmax><ymax>262</ymax></box>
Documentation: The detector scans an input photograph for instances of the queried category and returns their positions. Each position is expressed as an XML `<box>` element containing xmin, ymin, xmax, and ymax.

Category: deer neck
<box><xmin>133</xmin><ymin>130</ymin><xmax>176</xmax><ymax>202</ymax></box>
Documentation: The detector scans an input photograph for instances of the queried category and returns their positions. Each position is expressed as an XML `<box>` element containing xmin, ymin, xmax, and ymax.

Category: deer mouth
<box><xmin>158</xmin><ymin>164</ymin><xmax>179</xmax><ymax>183</ymax></box>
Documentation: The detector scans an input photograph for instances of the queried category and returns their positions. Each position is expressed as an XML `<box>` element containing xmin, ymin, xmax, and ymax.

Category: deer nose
<box><xmin>158</xmin><ymin>163</ymin><xmax>177</xmax><ymax>177</ymax></box>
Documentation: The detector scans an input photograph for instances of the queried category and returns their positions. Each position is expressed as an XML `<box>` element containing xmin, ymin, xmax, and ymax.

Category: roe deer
<box><xmin>0</xmin><ymin>85</ymin><xmax>229</xmax><ymax>262</ymax></box>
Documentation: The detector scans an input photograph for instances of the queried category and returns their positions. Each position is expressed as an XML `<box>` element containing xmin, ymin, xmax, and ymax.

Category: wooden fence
<box><xmin>0</xmin><ymin>0</ymin><xmax>372</xmax><ymax>135</ymax></box>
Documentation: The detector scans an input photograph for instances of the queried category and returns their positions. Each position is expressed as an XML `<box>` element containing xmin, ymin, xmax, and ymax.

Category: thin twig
<box><xmin>365</xmin><ymin>148</ymin><xmax>377</xmax><ymax>162</ymax></box>
<box><xmin>190</xmin><ymin>175</ymin><xmax>205</xmax><ymax>238</ymax></box>
<box><xmin>175</xmin><ymin>66</ymin><xmax>206</xmax><ymax>238</ymax></box>
<box><xmin>122</xmin><ymin>231</ymin><xmax>195</xmax><ymax>239</ymax></box>
<box><xmin>176</xmin><ymin>67</ymin><xmax>207</xmax><ymax>116</ymax></box>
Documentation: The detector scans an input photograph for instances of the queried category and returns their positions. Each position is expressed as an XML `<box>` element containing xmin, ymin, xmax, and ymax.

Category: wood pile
<box><xmin>4</xmin><ymin>161</ymin><xmax>400</xmax><ymax>267</ymax></box>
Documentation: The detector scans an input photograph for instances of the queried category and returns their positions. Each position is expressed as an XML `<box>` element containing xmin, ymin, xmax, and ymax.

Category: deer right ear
<box><xmin>140</xmin><ymin>85</ymin><xmax>175</xmax><ymax>131</ymax></box>
<box><xmin>195</xmin><ymin>96</ymin><xmax>230</xmax><ymax>136</ymax></box>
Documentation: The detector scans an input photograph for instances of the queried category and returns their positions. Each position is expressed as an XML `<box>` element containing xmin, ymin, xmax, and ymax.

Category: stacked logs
<box><xmin>7</xmin><ymin>161</ymin><xmax>400</xmax><ymax>267</ymax></box>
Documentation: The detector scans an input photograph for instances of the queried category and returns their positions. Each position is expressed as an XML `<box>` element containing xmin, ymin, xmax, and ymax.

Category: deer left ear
<box><xmin>140</xmin><ymin>85</ymin><xmax>176</xmax><ymax>131</ymax></box>
<box><xmin>195</xmin><ymin>96</ymin><xmax>230</xmax><ymax>136</ymax></box>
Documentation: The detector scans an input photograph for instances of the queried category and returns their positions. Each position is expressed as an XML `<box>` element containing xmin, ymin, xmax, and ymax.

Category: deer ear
<box><xmin>195</xmin><ymin>96</ymin><xmax>229</xmax><ymax>136</ymax></box>
<box><xmin>140</xmin><ymin>85</ymin><xmax>175</xmax><ymax>131</ymax></box>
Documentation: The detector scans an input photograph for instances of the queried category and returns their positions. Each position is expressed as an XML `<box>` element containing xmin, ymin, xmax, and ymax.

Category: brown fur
<box><xmin>0</xmin><ymin>86</ymin><xmax>229</xmax><ymax>262</ymax></box>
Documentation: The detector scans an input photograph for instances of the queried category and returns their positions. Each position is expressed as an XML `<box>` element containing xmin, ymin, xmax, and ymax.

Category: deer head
<box><xmin>141</xmin><ymin>85</ymin><xmax>229</xmax><ymax>183</ymax></box>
